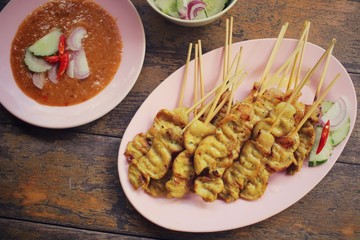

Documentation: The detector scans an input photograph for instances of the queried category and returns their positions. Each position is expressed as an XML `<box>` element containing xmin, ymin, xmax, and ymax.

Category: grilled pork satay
<box><xmin>287</xmin><ymin>105</ymin><xmax>319</xmax><ymax>174</ymax></box>
<box><xmin>220</xmin><ymin>102</ymin><xmax>299</xmax><ymax>202</ymax></box>
<box><xmin>165</xmin><ymin>120</ymin><xmax>216</xmax><ymax>198</ymax></box>
<box><xmin>194</xmin><ymin>176</ymin><xmax>224</xmax><ymax>202</ymax></box>
<box><xmin>125</xmin><ymin>133</ymin><xmax>150</xmax><ymax>162</ymax></box>
<box><xmin>165</xmin><ymin>150</ymin><xmax>195</xmax><ymax>198</ymax></box>
<box><xmin>128</xmin><ymin>126</ymin><xmax>184</xmax><ymax>189</ymax></box>
<box><xmin>222</xmin><ymin>71</ymin><xmax>339</xmax><ymax>202</ymax></box>
<box><xmin>194</xmin><ymin>86</ymin><xmax>285</xmax><ymax>177</ymax></box>
<box><xmin>193</xmin><ymin>88</ymin><xmax>285</xmax><ymax>202</ymax></box>
<box><xmin>125</xmin><ymin>107</ymin><xmax>189</xmax><ymax>163</ymax></box>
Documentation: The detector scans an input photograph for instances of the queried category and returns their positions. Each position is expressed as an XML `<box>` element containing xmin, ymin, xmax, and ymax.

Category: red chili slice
<box><xmin>316</xmin><ymin>120</ymin><xmax>330</xmax><ymax>154</ymax></box>
<box><xmin>57</xmin><ymin>52</ymin><xmax>69</xmax><ymax>80</ymax></box>
<box><xmin>44</xmin><ymin>55</ymin><xmax>60</xmax><ymax>64</ymax></box>
<box><xmin>58</xmin><ymin>34</ymin><xmax>66</xmax><ymax>56</ymax></box>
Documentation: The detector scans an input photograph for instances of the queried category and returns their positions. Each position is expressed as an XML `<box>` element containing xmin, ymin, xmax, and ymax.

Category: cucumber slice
<box><xmin>28</xmin><ymin>28</ymin><xmax>62</xmax><ymax>56</ymax></box>
<box><xmin>24</xmin><ymin>49</ymin><xmax>52</xmax><ymax>73</ymax></box>
<box><xmin>308</xmin><ymin>126</ymin><xmax>333</xmax><ymax>167</ymax></box>
<box><xmin>320</xmin><ymin>101</ymin><xmax>334</xmax><ymax>115</ymax></box>
<box><xmin>203</xmin><ymin>0</ymin><xmax>228</xmax><ymax>17</ymax></box>
<box><xmin>330</xmin><ymin>117</ymin><xmax>350</xmax><ymax>147</ymax></box>
<box><xmin>155</xmin><ymin>0</ymin><xmax>180</xmax><ymax>18</ymax></box>
<box><xmin>193</xmin><ymin>9</ymin><xmax>207</xmax><ymax>20</ymax></box>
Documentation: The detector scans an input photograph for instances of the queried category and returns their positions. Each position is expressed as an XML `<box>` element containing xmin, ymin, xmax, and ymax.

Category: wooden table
<box><xmin>1</xmin><ymin>0</ymin><xmax>359</xmax><ymax>239</ymax></box>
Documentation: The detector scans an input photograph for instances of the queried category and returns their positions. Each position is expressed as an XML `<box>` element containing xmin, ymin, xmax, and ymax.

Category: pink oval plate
<box><xmin>118</xmin><ymin>38</ymin><xmax>357</xmax><ymax>232</ymax></box>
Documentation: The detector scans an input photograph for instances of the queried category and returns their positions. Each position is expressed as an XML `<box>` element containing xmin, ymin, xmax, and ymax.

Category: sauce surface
<box><xmin>11</xmin><ymin>0</ymin><xmax>122</xmax><ymax>106</ymax></box>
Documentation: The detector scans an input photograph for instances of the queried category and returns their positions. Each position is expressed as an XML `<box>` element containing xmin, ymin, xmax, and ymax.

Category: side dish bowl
<box><xmin>147</xmin><ymin>0</ymin><xmax>237</xmax><ymax>27</ymax></box>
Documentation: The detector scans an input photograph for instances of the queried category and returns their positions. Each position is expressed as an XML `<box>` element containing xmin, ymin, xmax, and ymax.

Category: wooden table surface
<box><xmin>1</xmin><ymin>0</ymin><xmax>359</xmax><ymax>239</ymax></box>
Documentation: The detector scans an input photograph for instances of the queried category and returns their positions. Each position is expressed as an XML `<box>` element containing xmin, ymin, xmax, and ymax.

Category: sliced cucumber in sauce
<box><xmin>308</xmin><ymin>126</ymin><xmax>333</xmax><ymax>167</ymax></box>
<box><xmin>24</xmin><ymin>49</ymin><xmax>52</xmax><ymax>73</ymax></box>
<box><xmin>155</xmin><ymin>0</ymin><xmax>180</xmax><ymax>18</ymax></box>
<box><xmin>203</xmin><ymin>0</ymin><xmax>228</xmax><ymax>17</ymax></box>
<box><xmin>28</xmin><ymin>28</ymin><xmax>62</xmax><ymax>56</ymax></box>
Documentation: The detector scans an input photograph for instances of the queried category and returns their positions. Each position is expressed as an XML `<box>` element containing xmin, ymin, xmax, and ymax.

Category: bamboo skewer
<box><xmin>205</xmin><ymin>51</ymin><xmax>242</xmax><ymax>124</ymax></box>
<box><xmin>269</xmin><ymin>68</ymin><xmax>312</xmax><ymax>132</ymax></box>
<box><xmin>277</xmin><ymin>59</ymin><xmax>292</xmax><ymax>89</ymax></box>
<box><xmin>207</xmin><ymin>92</ymin><xmax>231</xmax><ymax>123</ymax></box>
<box><xmin>290</xmin><ymin>73</ymin><xmax>341</xmax><ymax>136</ymax></box>
<box><xmin>183</xmin><ymin>87</ymin><xmax>231</xmax><ymax>132</ymax></box>
<box><xmin>258</xmin><ymin>41</ymin><xmax>304</xmax><ymax>97</ymax></box>
<box><xmin>269</xmin><ymin>37</ymin><xmax>337</xmax><ymax>131</ymax></box>
<box><xmin>178</xmin><ymin>43</ymin><xmax>193</xmax><ymax>107</ymax></box>
<box><xmin>257</xmin><ymin>22</ymin><xmax>289</xmax><ymax>92</ymax></box>
<box><xmin>185</xmin><ymin>70</ymin><xmax>240</xmax><ymax>116</ymax></box>
<box><xmin>194</xmin><ymin>44</ymin><xmax>199</xmax><ymax>115</ymax></box>
<box><xmin>288</xmin><ymin>21</ymin><xmax>311</xmax><ymax>90</ymax></box>
<box><xmin>294</xmin><ymin>21</ymin><xmax>311</xmax><ymax>88</ymax></box>
<box><xmin>223</xmin><ymin>19</ymin><xmax>230</xmax><ymax>81</ymax></box>
<box><xmin>227</xmin><ymin>46</ymin><xmax>244</xmax><ymax>115</ymax></box>
<box><xmin>198</xmin><ymin>40</ymin><xmax>205</xmax><ymax>102</ymax></box>
<box><xmin>227</xmin><ymin>17</ymin><xmax>234</xmax><ymax>75</ymax></box>
<box><xmin>314</xmin><ymin>39</ymin><xmax>336</xmax><ymax>100</ymax></box>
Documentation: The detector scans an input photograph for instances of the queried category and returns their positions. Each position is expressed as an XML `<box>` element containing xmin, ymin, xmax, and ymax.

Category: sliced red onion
<box><xmin>48</xmin><ymin>64</ymin><xmax>59</xmax><ymax>84</ymax></box>
<box><xmin>72</xmin><ymin>49</ymin><xmax>90</xmax><ymax>79</ymax></box>
<box><xmin>321</xmin><ymin>96</ymin><xmax>350</xmax><ymax>131</ymax></box>
<box><xmin>66</xmin><ymin>57</ymin><xmax>75</xmax><ymax>78</ymax></box>
<box><xmin>187</xmin><ymin>1</ymin><xmax>206</xmax><ymax>20</ymax></box>
<box><xmin>67</xmin><ymin>26</ymin><xmax>87</xmax><ymax>51</ymax></box>
<box><xmin>32</xmin><ymin>72</ymin><xmax>46</xmax><ymax>89</ymax></box>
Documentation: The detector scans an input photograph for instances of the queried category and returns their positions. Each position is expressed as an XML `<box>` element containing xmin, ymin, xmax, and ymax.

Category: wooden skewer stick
<box><xmin>290</xmin><ymin>73</ymin><xmax>341</xmax><ymax>136</ymax></box>
<box><xmin>225</xmin><ymin>71</ymin><xmax>248</xmax><ymax>115</ymax></box>
<box><xmin>294</xmin><ymin>21</ymin><xmax>311</xmax><ymax>88</ymax></box>
<box><xmin>185</xmin><ymin>70</ymin><xmax>240</xmax><ymax>115</ymax></box>
<box><xmin>194</xmin><ymin>43</ymin><xmax>199</xmax><ymax>115</ymax></box>
<box><xmin>288</xmin><ymin>21</ymin><xmax>311</xmax><ymax>90</ymax></box>
<box><xmin>198</xmin><ymin>40</ymin><xmax>205</xmax><ymax>102</ymax></box>
<box><xmin>183</xmin><ymin>88</ymin><xmax>231</xmax><ymax>132</ymax></box>
<box><xmin>178</xmin><ymin>43</ymin><xmax>193</xmax><ymax>107</ymax></box>
<box><xmin>269</xmin><ymin>38</ymin><xmax>337</xmax><ymax>132</ymax></box>
<box><xmin>183</xmin><ymin>94</ymin><xmax>219</xmax><ymax>132</ymax></box>
<box><xmin>258</xmin><ymin>41</ymin><xmax>304</xmax><ymax>97</ymax></box>
<box><xmin>227</xmin><ymin>16</ymin><xmax>234</xmax><ymax>75</ymax></box>
<box><xmin>277</xmin><ymin>59</ymin><xmax>292</xmax><ymax>89</ymax></box>
<box><xmin>223</xmin><ymin>18</ymin><xmax>230</xmax><ymax>81</ymax></box>
<box><xmin>269</xmin><ymin>68</ymin><xmax>312</xmax><ymax>132</ymax></box>
<box><xmin>226</xmin><ymin>46</ymin><xmax>244</xmax><ymax>115</ymax></box>
<box><xmin>314</xmin><ymin>38</ymin><xmax>336</xmax><ymax>101</ymax></box>
<box><xmin>207</xmin><ymin>92</ymin><xmax>231</xmax><ymax>122</ymax></box>
<box><xmin>257</xmin><ymin>22</ymin><xmax>289</xmax><ymax>91</ymax></box>
<box><xmin>205</xmin><ymin>51</ymin><xmax>241</xmax><ymax>124</ymax></box>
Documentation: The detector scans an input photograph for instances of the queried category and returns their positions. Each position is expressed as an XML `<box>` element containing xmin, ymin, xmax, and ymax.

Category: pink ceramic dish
<box><xmin>0</xmin><ymin>0</ymin><xmax>145</xmax><ymax>128</ymax></box>
<box><xmin>118</xmin><ymin>38</ymin><xmax>357</xmax><ymax>232</ymax></box>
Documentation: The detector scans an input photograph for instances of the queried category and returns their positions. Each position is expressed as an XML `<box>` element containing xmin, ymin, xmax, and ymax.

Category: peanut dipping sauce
<box><xmin>11</xmin><ymin>0</ymin><xmax>122</xmax><ymax>106</ymax></box>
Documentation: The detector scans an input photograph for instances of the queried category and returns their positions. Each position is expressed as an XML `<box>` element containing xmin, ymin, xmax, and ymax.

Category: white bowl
<box><xmin>147</xmin><ymin>0</ymin><xmax>238</xmax><ymax>27</ymax></box>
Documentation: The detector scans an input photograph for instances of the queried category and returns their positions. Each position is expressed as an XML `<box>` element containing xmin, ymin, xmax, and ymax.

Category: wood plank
<box><xmin>0</xmin><ymin>218</ymin><xmax>155</xmax><ymax>240</ymax></box>
<box><xmin>0</xmin><ymin>124</ymin><xmax>359</xmax><ymax>239</ymax></box>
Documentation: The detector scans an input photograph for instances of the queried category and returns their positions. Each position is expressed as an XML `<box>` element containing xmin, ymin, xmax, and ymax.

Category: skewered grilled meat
<box><xmin>287</xmin><ymin>105</ymin><xmax>319</xmax><ymax>174</ymax></box>
<box><xmin>125</xmin><ymin>107</ymin><xmax>189</xmax><ymax>162</ymax></box>
<box><xmin>125</xmin><ymin>133</ymin><xmax>150</xmax><ymax>162</ymax></box>
<box><xmin>194</xmin><ymin>176</ymin><xmax>224</xmax><ymax>202</ymax></box>
<box><xmin>166</xmin><ymin>150</ymin><xmax>195</xmax><ymax>198</ymax></box>
<box><xmin>128</xmin><ymin>126</ymin><xmax>184</xmax><ymax>189</ymax></box>
<box><xmin>220</xmin><ymin>102</ymin><xmax>299</xmax><ymax>202</ymax></box>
